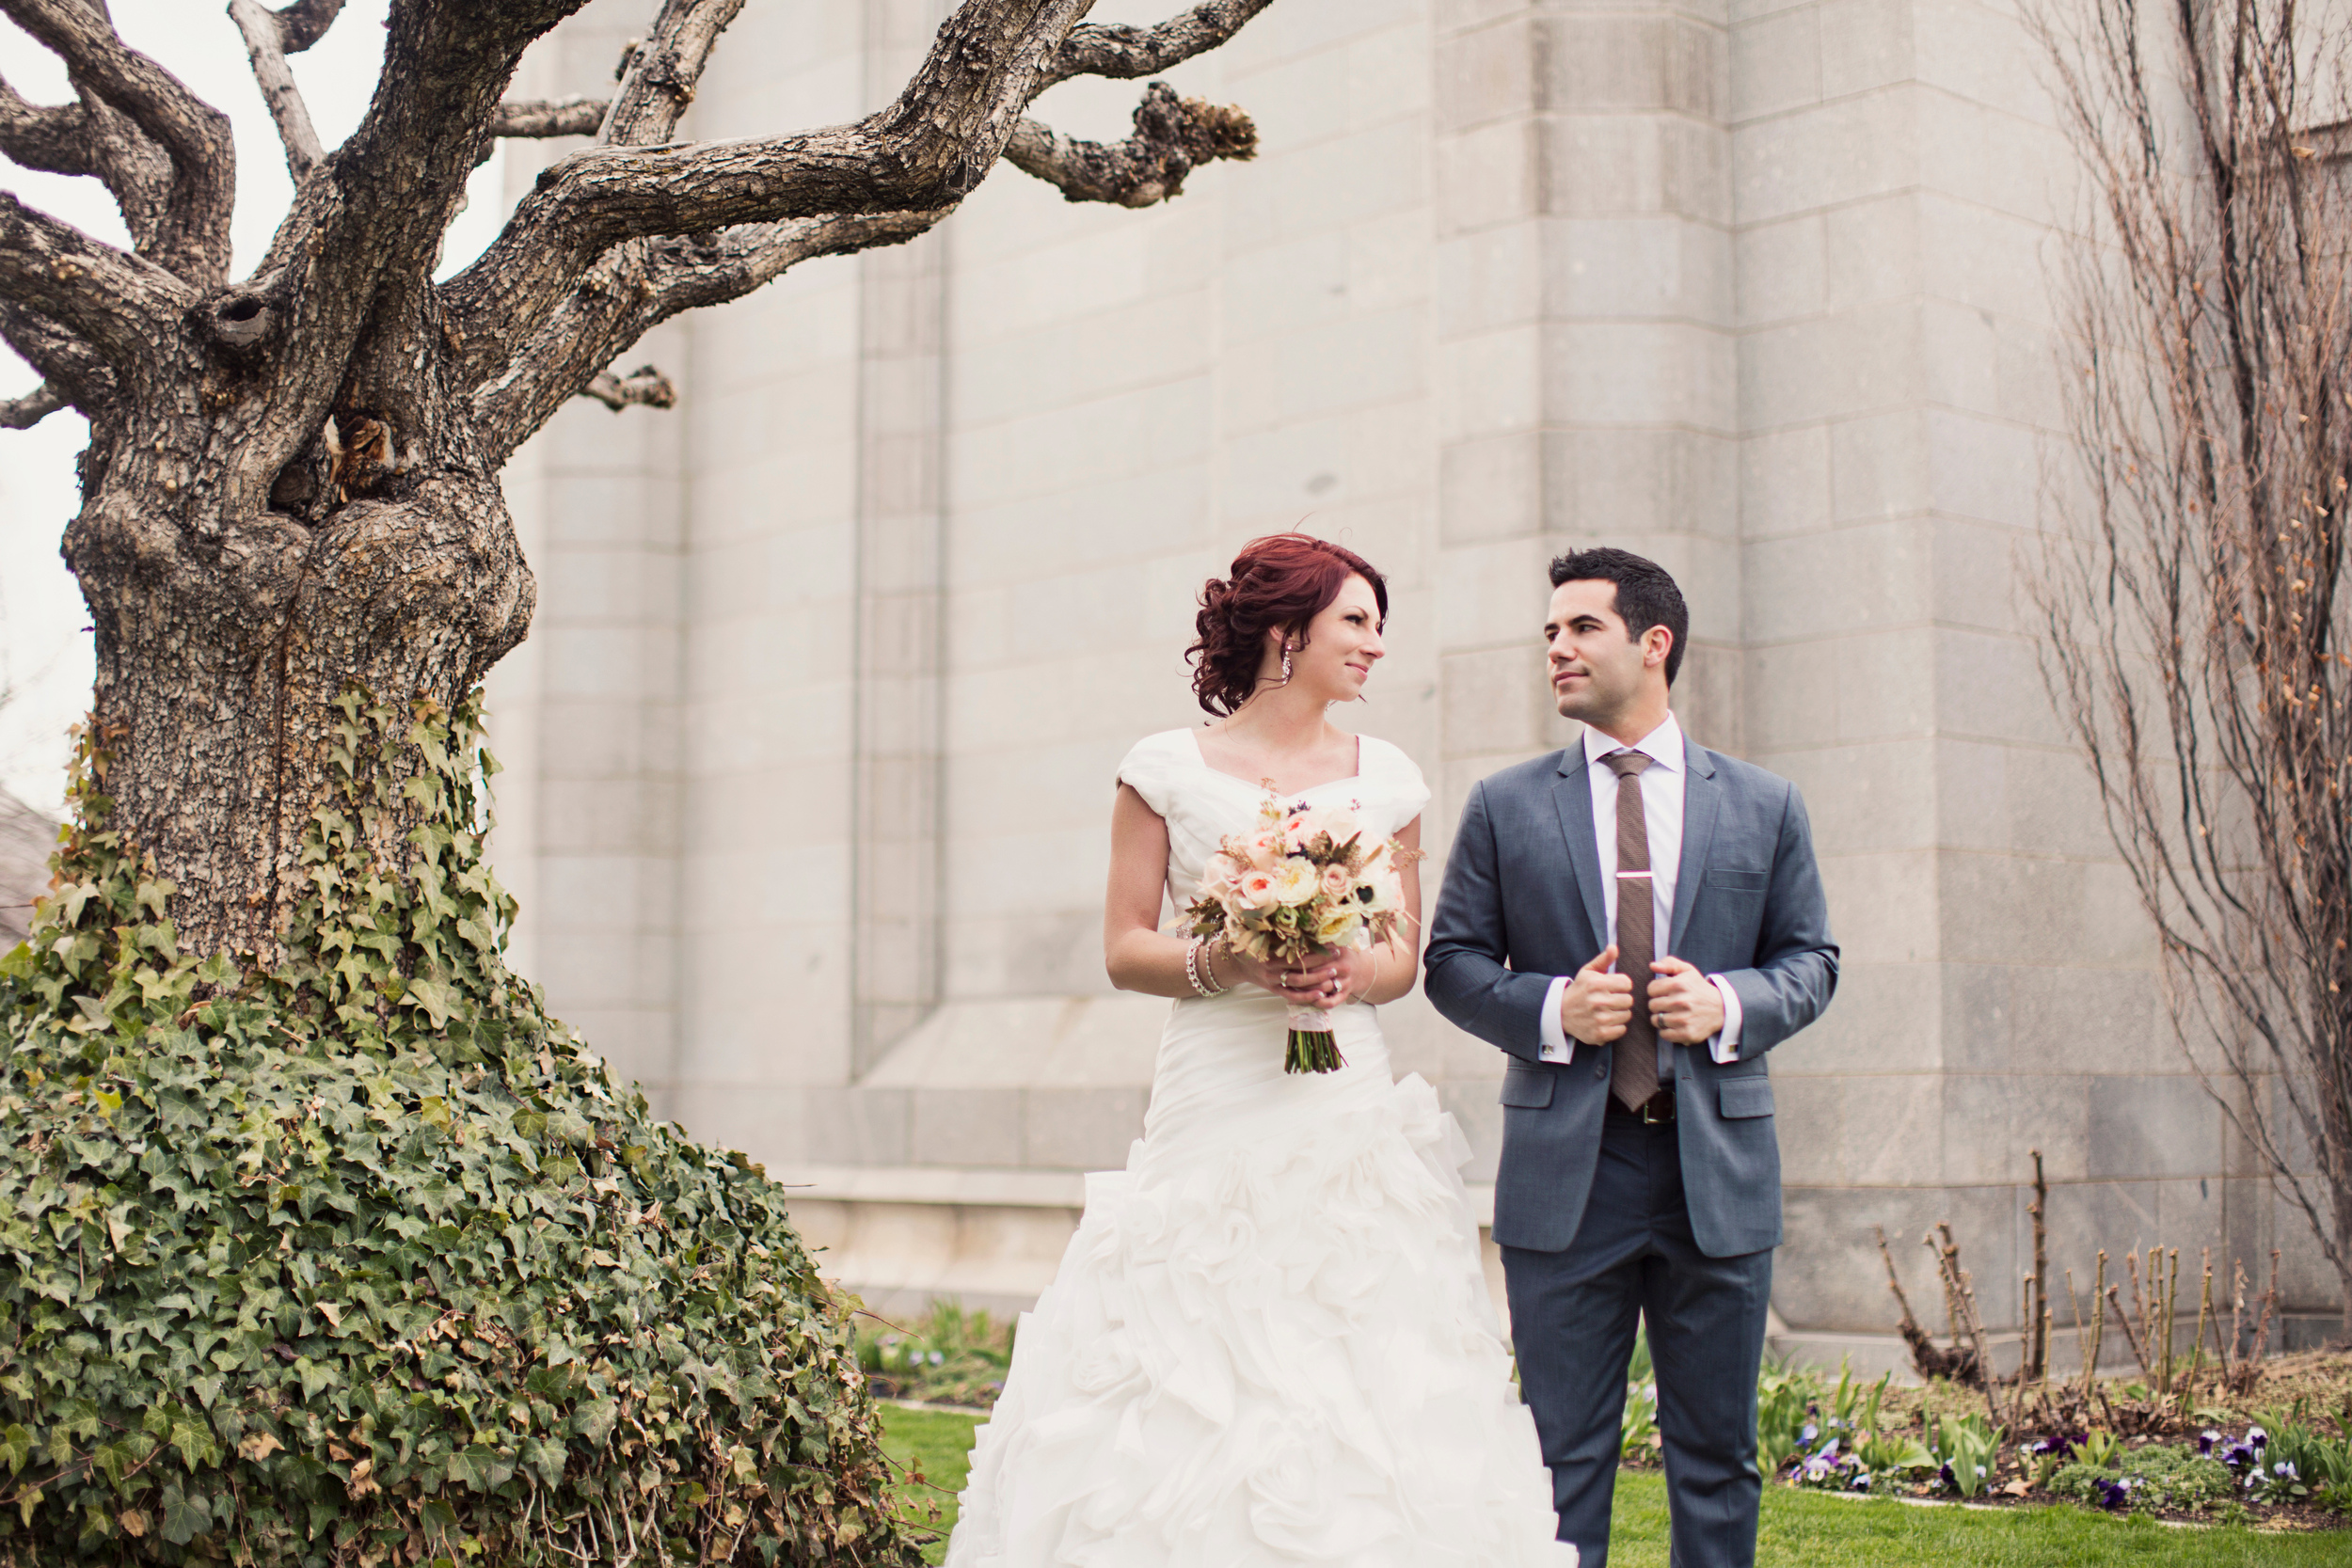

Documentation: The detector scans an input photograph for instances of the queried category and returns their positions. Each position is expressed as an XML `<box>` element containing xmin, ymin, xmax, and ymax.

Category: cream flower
<box><xmin>1315</xmin><ymin>906</ymin><xmax>1366</xmax><ymax>947</ymax></box>
<box><xmin>1232</xmin><ymin>868</ymin><xmax>1281</xmax><ymax>910</ymax></box>
<box><xmin>1320</xmin><ymin>862</ymin><xmax>1355</xmax><ymax>898</ymax></box>
<box><xmin>1267</xmin><ymin>859</ymin><xmax>1319</xmax><ymax>906</ymax></box>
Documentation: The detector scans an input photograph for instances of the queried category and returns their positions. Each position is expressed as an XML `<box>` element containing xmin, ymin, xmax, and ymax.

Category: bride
<box><xmin>946</xmin><ymin>534</ymin><xmax>1575</xmax><ymax>1566</ymax></box>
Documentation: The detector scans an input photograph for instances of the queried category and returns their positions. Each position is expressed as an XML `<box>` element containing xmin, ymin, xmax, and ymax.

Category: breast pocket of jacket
<box><xmin>1501</xmin><ymin>1068</ymin><xmax>1556</xmax><ymax>1109</ymax></box>
<box><xmin>1717</xmin><ymin>1076</ymin><xmax>1774</xmax><ymax>1119</ymax></box>
<box><xmin>1706</xmin><ymin>868</ymin><xmax>1771</xmax><ymax>896</ymax></box>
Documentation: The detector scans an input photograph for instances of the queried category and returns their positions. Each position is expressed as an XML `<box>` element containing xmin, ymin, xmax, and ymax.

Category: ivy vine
<box><xmin>0</xmin><ymin>693</ymin><xmax>919</xmax><ymax>1566</ymax></box>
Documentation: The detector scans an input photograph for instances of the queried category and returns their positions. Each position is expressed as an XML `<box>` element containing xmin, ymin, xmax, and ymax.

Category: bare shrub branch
<box><xmin>2027</xmin><ymin>0</ymin><xmax>2352</xmax><ymax>1332</ymax></box>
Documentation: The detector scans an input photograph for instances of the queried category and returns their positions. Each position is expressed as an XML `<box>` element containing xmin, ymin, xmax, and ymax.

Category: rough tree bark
<box><xmin>0</xmin><ymin>0</ymin><xmax>1268</xmax><ymax>961</ymax></box>
<box><xmin>2028</xmin><ymin>0</ymin><xmax>2352</xmax><ymax>1333</ymax></box>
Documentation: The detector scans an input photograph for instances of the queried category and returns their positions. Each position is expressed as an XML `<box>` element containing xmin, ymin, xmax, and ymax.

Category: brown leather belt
<box><xmin>1606</xmin><ymin>1088</ymin><xmax>1677</xmax><ymax>1126</ymax></box>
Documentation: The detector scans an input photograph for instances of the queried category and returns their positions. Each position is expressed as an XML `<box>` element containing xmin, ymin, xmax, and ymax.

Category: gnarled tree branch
<box><xmin>230</xmin><ymin>0</ymin><xmax>325</xmax><ymax>182</ymax></box>
<box><xmin>1005</xmin><ymin>82</ymin><xmax>1254</xmax><ymax>207</ymax></box>
<box><xmin>0</xmin><ymin>190</ymin><xmax>191</xmax><ymax>368</ymax></box>
<box><xmin>273</xmin><ymin>0</ymin><xmax>346</xmax><ymax>54</ymax></box>
<box><xmin>0</xmin><ymin>0</ymin><xmax>235</xmax><ymax>283</ymax></box>
<box><xmin>491</xmin><ymin>97</ymin><xmax>605</xmax><ymax>139</ymax></box>
<box><xmin>1041</xmin><ymin>0</ymin><xmax>1279</xmax><ymax>90</ymax></box>
<box><xmin>473</xmin><ymin>207</ymin><xmax>948</xmax><ymax>458</ymax></box>
<box><xmin>580</xmin><ymin>364</ymin><xmax>676</xmax><ymax>410</ymax></box>
<box><xmin>441</xmin><ymin>0</ymin><xmax>1093</xmax><ymax>387</ymax></box>
<box><xmin>601</xmin><ymin>0</ymin><xmax>745</xmax><ymax>148</ymax></box>
<box><xmin>0</xmin><ymin>72</ymin><xmax>99</xmax><ymax>175</ymax></box>
<box><xmin>0</xmin><ymin>380</ymin><xmax>66</xmax><ymax>430</ymax></box>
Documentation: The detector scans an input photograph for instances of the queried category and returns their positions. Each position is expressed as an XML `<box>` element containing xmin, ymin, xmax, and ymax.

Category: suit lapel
<box><xmin>1670</xmin><ymin>736</ymin><xmax>1720</xmax><ymax>956</ymax></box>
<box><xmin>1549</xmin><ymin>752</ymin><xmax>1609</xmax><ymax>955</ymax></box>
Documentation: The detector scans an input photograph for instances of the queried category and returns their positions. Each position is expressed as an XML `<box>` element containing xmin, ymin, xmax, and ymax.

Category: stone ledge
<box><xmin>779</xmin><ymin>1161</ymin><xmax>1499</xmax><ymax>1229</ymax></box>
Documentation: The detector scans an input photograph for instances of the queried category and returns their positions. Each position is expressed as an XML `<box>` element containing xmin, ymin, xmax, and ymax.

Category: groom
<box><xmin>1425</xmin><ymin>548</ymin><xmax>1837</xmax><ymax>1567</ymax></box>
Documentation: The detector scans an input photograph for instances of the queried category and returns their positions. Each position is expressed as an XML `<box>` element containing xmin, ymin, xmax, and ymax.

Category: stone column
<box><xmin>1430</xmin><ymin>1</ymin><xmax>1738</xmax><ymax>1167</ymax></box>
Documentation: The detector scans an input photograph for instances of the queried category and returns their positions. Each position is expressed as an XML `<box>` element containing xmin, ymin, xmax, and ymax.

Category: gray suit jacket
<box><xmin>1424</xmin><ymin>736</ymin><xmax>1837</xmax><ymax>1258</ymax></box>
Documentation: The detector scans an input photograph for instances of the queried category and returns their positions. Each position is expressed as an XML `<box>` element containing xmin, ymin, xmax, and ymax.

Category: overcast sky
<box><xmin>0</xmin><ymin>3</ymin><xmax>508</xmax><ymax>811</ymax></box>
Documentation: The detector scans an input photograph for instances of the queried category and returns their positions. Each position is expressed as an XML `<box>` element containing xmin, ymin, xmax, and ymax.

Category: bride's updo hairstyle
<box><xmin>1187</xmin><ymin>532</ymin><xmax>1389</xmax><ymax>716</ymax></box>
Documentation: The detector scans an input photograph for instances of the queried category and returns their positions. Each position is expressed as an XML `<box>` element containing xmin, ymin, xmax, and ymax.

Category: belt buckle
<box><xmin>1640</xmin><ymin>1091</ymin><xmax>1675</xmax><ymax>1125</ymax></box>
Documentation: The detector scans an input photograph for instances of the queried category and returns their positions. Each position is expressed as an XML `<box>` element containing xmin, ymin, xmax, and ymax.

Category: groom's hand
<box><xmin>1648</xmin><ymin>956</ymin><xmax>1725</xmax><ymax>1044</ymax></box>
<box><xmin>1559</xmin><ymin>944</ymin><xmax>1635</xmax><ymax>1044</ymax></box>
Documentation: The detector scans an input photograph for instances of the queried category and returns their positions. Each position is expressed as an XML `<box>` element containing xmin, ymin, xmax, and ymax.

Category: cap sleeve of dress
<box><xmin>1360</xmin><ymin>735</ymin><xmax>1431</xmax><ymax>826</ymax></box>
<box><xmin>1115</xmin><ymin>730</ymin><xmax>1187</xmax><ymax>818</ymax></box>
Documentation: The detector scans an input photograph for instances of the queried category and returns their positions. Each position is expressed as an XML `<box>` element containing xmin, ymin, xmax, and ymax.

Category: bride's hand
<box><xmin>1215</xmin><ymin>945</ymin><xmax>1347</xmax><ymax>1007</ymax></box>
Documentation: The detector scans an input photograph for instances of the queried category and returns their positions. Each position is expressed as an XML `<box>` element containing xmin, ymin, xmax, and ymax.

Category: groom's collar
<box><xmin>1574</xmin><ymin>711</ymin><xmax>1685</xmax><ymax>774</ymax></box>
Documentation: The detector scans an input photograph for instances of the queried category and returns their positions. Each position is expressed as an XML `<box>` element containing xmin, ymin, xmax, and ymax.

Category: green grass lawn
<box><xmin>878</xmin><ymin>1405</ymin><xmax>2348</xmax><ymax>1567</ymax></box>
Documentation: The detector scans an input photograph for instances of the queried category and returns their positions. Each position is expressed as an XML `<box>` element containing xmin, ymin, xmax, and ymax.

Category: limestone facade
<box><xmin>484</xmin><ymin>0</ymin><xmax>2342</xmax><ymax>1356</ymax></box>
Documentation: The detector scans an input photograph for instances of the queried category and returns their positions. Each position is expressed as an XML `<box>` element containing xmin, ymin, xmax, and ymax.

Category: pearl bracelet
<box><xmin>1184</xmin><ymin>936</ymin><xmax>1228</xmax><ymax>998</ymax></box>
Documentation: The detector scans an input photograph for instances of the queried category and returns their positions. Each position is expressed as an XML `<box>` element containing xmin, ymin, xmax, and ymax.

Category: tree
<box><xmin>0</xmin><ymin>4</ymin><xmax>1275</xmax><ymax>1560</ymax></box>
<box><xmin>2030</xmin><ymin>0</ymin><xmax>2352</xmax><ymax>1333</ymax></box>
<box><xmin>0</xmin><ymin>0</ymin><xmax>1263</xmax><ymax>959</ymax></box>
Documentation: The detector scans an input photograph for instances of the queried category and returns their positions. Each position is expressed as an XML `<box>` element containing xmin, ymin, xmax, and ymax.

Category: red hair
<box><xmin>1186</xmin><ymin>533</ymin><xmax>1389</xmax><ymax>716</ymax></box>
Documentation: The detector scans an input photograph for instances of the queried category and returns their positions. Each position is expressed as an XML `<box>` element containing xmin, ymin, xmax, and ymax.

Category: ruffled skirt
<box><xmin>944</xmin><ymin>991</ymin><xmax>1574</xmax><ymax>1567</ymax></box>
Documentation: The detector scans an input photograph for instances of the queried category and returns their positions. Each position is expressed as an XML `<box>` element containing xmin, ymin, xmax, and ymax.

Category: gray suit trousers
<box><xmin>1503</xmin><ymin>1115</ymin><xmax>1772</xmax><ymax>1568</ymax></box>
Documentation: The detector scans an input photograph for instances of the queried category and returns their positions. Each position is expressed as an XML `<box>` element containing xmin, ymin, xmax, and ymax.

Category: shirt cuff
<box><xmin>1539</xmin><ymin>974</ymin><xmax>1574</xmax><ymax>1063</ymax></box>
<box><xmin>1708</xmin><ymin>974</ymin><xmax>1743</xmax><ymax>1065</ymax></box>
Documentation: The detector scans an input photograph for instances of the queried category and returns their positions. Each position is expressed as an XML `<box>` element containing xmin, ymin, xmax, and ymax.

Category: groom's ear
<box><xmin>1641</xmin><ymin>622</ymin><xmax>1676</xmax><ymax>674</ymax></box>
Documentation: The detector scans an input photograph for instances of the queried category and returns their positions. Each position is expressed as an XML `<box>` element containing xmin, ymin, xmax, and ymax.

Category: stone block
<box><xmin>1772</xmin><ymin>1072</ymin><xmax>1843</xmax><ymax>1184</ymax></box>
<box><xmin>1737</xmin><ymin>425</ymin><xmax>1830</xmax><ymax>536</ymax></box>
<box><xmin>1436</xmin><ymin>15</ymin><xmax>1536</xmax><ymax>132</ymax></box>
<box><xmin>1832</xmin><ymin>625</ymin><xmax>1936</xmax><ymax>740</ymax></box>
<box><xmin>1731</xmin><ymin>7</ymin><xmax>1822</xmax><ymax>122</ymax></box>
<box><xmin>1221</xmin><ymin>304</ymin><xmax>1425</xmax><ymax>433</ymax></box>
<box><xmin>1437</xmin><ymin>325</ymin><xmax>1543</xmax><ymax>442</ymax></box>
<box><xmin>1821</xmin><ymin>193</ymin><xmax>1921</xmax><ymax>313</ymax></box>
<box><xmin>1438</xmin><ymin>536</ymin><xmax>1554</xmax><ymax>650</ymax></box>
<box><xmin>911</xmin><ymin>1087</ymin><xmax>1025</xmax><ymax>1168</ymax></box>
<box><xmin>1540</xmin><ymin>113</ymin><xmax>1731</xmax><ymax>224</ymax></box>
<box><xmin>1545</xmin><ymin>321</ymin><xmax>1736</xmax><ymax>429</ymax></box>
<box><xmin>1765</xmin><ymin>736</ymin><xmax>1937</xmax><ymax>854</ymax></box>
<box><xmin>1838</xmin><ymin>1072</ymin><xmax>1945</xmax><ymax>1185</ymax></box>
<box><xmin>1023</xmin><ymin>1087</ymin><xmax>1150</xmax><ymax>1169</ymax></box>
<box><xmin>1540</xmin><ymin>214</ymin><xmax>1734</xmax><ymax>323</ymax></box>
<box><xmin>1733</xmin><ymin>214</ymin><xmax>1824</xmax><ymax>327</ymax></box>
<box><xmin>1777</xmin><ymin>1183</ymin><xmax>2014</xmax><ymax>1334</ymax></box>
<box><xmin>664</xmin><ymin>1085</ymin><xmax>809</xmax><ymax>1173</ymax></box>
<box><xmin>2089</xmin><ymin>1075</ymin><xmax>2222</xmax><ymax>1181</ymax></box>
<box><xmin>1549</xmin><ymin>428</ymin><xmax>1740</xmax><ymax>542</ymax></box>
<box><xmin>1440</xmin><ymin>433</ymin><xmax>1546</xmax><ymax>544</ymax></box>
<box><xmin>1743</xmin><ymin>518</ymin><xmax>1929</xmax><ymax>645</ymax></box>
<box><xmin>1538</xmin><ymin>14</ymin><xmax>1727</xmax><ymax>119</ymax></box>
<box><xmin>1442</xmin><ymin>645</ymin><xmax>1555</xmax><ymax>756</ymax></box>
<box><xmin>1773</xmin><ymin>958</ymin><xmax>1939</xmax><ymax>1075</ymax></box>
<box><xmin>1435</xmin><ymin>119</ymin><xmax>1538</xmax><ymax>234</ymax></box>
<box><xmin>803</xmin><ymin>1086</ymin><xmax>914</xmax><ymax>1166</ymax></box>
<box><xmin>1740</xmin><ymin>300</ymin><xmax>1922</xmax><ymax>429</ymax></box>
<box><xmin>1815</xmin><ymin>0</ymin><xmax>1915</xmax><ymax>99</ymax></box>
<box><xmin>1817</xmin><ymin>849</ymin><xmax>1937</xmax><ymax>965</ymax></box>
<box><xmin>1944</xmin><ymin>1072</ymin><xmax>2089</xmax><ymax>1187</ymax></box>
<box><xmin>1733</xmin><ymin>89</ymin><xmax>1917</xmax><ymax>226</ymax></box>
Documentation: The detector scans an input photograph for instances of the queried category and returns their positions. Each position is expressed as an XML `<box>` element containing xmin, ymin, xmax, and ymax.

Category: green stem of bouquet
<box><xmin>1285</xmin><ymin>1025</ymin><xmax>1346</xmax><ymax>1074</ymax></box>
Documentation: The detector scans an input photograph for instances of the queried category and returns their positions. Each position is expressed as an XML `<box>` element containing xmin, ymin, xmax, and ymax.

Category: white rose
<box><xmin>1267</xmin><ymin>860</ymin><xmax>1318</xmax><ymax>906</ymax></box>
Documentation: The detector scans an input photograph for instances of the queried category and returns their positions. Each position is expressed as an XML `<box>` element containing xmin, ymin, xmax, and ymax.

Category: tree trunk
<box><xmin>63</xmin><ymin>468</ymin><xmax>532</xmax><ymax>959</ymax></box>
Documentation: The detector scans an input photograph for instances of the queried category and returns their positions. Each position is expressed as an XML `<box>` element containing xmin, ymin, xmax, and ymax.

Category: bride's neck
<box><xmin>1218</xmin><ymin>687</ymin><xmax>1339</xmax><ymax>752</ymax></box>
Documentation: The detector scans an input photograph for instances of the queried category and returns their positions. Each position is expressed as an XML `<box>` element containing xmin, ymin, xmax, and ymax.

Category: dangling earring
<box><xmin>1279</xmin><ymin>644</ymin><xmax>1295</xmax><ymax>685</ymax></box>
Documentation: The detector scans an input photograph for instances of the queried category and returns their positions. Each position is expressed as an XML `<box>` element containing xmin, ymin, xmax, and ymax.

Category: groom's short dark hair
<box><xmin>1549</xmin><ymin>547</ymin><xmax>1689</xmax><ymax>686</ymax></box>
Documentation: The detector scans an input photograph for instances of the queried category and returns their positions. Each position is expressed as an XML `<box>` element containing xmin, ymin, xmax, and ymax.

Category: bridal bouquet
<box><xmin>1180</xmin><ymin>787</ymin><xmax>1416</xmax><ymax>1073</ymax></box>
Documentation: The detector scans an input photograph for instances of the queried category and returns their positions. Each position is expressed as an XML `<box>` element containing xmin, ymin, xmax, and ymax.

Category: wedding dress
<box><xmin>944</xmin><ymin>729</ymin><xmax>1575</xmax><ymax>1567</ymax></box>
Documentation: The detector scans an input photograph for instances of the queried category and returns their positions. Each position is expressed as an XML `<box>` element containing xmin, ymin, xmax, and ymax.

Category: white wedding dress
<box><xmin>945</xmin><ymin>729</ymin><xmax>1575</xmax><ymax>1567</ymax></box>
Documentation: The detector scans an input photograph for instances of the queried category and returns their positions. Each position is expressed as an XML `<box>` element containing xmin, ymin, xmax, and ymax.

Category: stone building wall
<box><xmin>481</xmin><ymin>0</ymin><xmax>2341</xmax><ymax>1353</ymax></box>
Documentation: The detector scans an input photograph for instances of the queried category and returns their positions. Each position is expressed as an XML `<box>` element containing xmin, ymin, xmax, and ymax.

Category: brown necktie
<box><xmin>1605</xmin><ymin>751</ymin><xmax>1659</xmax><ymax>1110</ymax></box>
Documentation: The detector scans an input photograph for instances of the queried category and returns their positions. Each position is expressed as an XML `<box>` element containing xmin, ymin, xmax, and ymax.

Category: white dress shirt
<box><xmin>1537</xmin><ymin>712</ymin><xmax>1744</xmax><ymax>1066</ymax></box>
